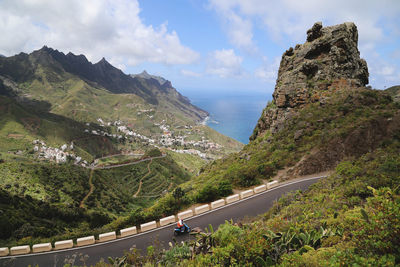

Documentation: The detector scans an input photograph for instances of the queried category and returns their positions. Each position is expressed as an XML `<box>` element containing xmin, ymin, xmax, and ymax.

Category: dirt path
<box><xmin>133</xmin><ymin>159</ymin><xmax>152</xmax><ymax>198</ymax></box>
<box><xmin>79</xmin><ymin>155</ymin><xmax>165</xmax><ymax>205</ymax></box>
<box><xmin>94</xmin><ymin>155</ymin><xmax>165</xmax><ymax>170</ymax></box>
<box><xmin>95</xmin><ymin>152</ymin><xmax>144</xmax><ymax>162</ymax></box>
<box><xmin>80</xmin><ymin>169</ymin><xmax>95</xmax><ymax>208</ymax></box>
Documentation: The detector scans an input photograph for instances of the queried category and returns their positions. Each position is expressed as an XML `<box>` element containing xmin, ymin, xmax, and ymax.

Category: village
<box><xmin>90</xmin><ymin>118</ymin><xmax>222</xmax><ymax>160</ymax></box>
<box><xmin>31</xmin><ymin>117</ymin><xmax>223</xmax><ymax>165</ymax></box>
<box><xmin>32</xmin><ymin>139</ymin><xmax>89</xmax><ymax>167</ymax></box>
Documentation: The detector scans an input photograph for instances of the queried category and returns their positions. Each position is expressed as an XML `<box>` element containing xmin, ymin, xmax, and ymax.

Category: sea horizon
<box><xmin>182</xmin><ymin>89</ymin><xmax>271</xmax><ymax>144</ymax></box>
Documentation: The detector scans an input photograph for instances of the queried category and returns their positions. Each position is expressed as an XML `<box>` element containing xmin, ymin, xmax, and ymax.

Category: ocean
<box><xmin>183</xmin><ymin>90</ymin><xmax>271</xmax><ymax>144</ymax></box>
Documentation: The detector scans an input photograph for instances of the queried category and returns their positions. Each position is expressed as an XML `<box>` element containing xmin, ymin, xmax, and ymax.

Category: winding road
<box><xmin>93</xmin><ymin>155</ymin><xmax>165</xmax><ymax>170</ymax></box>
<box><xmin>133</xmin><ymin>159</ymin><xmax>153</xmax><ymax>197</ymax></box>
<box><xmin>0</xmin><ymin>176</ymin><xmax>324</xmax><ymax>267</ymax></box>
<box><xmin>79</xmin><ymin>169</ymin><xmax>95</xmax><ymax>208</ymax></box>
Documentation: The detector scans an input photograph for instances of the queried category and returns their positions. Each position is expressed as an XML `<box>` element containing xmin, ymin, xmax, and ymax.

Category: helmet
<box><xmin>177</xmin><ymin>219</ymin><xmax>183</xmax><ymax>227</ymax></box>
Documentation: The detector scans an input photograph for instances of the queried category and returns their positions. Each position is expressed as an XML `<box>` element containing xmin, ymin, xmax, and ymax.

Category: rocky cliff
<box><xmin>251</xmin><ymin>22</ymin><xmax>369</xmax><ymax>140</ymax></box>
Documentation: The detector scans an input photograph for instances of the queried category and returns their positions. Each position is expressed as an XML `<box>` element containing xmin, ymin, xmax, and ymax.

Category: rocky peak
<box><xmin>96</xmin><ymin>57</ymin><xmax>110</xmax><ymax>66</ymax></box>
<box><xmin>251</xmin><ymin>22</ymin><xmax>369</xmax><ymax>140</ymax></box>
<box><xmin>130</xmin><ymin>70</ymin><xmax>167</xmax><ymax>85</ymax></box>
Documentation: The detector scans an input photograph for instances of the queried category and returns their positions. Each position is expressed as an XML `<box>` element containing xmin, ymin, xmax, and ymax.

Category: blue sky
<box><xmin>1</xmin><ymin>0</ymin><xmax>399</xmax><ymax>95</ymax></box>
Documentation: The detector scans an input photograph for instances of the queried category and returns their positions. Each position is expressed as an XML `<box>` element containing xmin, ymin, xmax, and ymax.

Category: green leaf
<box><xmin>255</xmin><ymin>256</ymin><xmax>267</xmax><ymax>266</ymax></box>
<box><xmin>299</xmin><ymin>245</ymin><xmax>315</xmax><ymax>255</ymax></box>
<box><xmin>360</xmin><ymin>208</ymin><xmax>370</xmax><ymax>222</ymax></box>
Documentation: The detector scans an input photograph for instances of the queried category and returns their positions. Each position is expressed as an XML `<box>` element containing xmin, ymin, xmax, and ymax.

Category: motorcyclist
<box><xmin>177</xmin><ymin>219</ymin><xmax>186</xmax><ymax>232</ymax></box>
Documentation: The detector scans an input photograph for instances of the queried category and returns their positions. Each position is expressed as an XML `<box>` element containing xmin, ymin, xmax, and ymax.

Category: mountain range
<box><xmin>0</xmin><ymin>46</ymin><xmax>206</xmax><ymax>121</ymax></box>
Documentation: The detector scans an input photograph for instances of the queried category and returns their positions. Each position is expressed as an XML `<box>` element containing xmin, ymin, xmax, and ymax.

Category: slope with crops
<box><xmin>0</xmin><ymin>93</ymin><xmax>194</xmax><ymax>247</ymax></box>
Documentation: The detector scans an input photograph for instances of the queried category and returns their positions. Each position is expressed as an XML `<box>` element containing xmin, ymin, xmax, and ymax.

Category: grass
<box><xmin>166</xmin><ymin>150</ymin><xmax>206</xmax><ymax>175</ymax></box>
<box><xmin>96</xmin><ymin>154</ymin><xmax>143</xmax><ymax>166</ymax></box>
<box><xmin>385</xmin><ymin>85</ymin><xmax>400</xmax><ymax>102</ymax></box>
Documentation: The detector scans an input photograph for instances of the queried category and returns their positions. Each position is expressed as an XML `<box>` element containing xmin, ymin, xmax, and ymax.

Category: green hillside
<box><xmin>0</xmin><ymin>94</ymin><xmax>118</xmax><ymax>161</ymax></box>
<box><xmin>0</xmin><ymin>94</ymin><xmax>194</xmax><ymax>246</ymax></box>
<box><xmin>103</xmin><ymin>140</ymin><xmax>400</xmax><ymax>266</ymax></box>
<box><xmin>386</xmin><ymin>85</ymin><xmax>400</xmax><ymax>102</ymax></box>
<box><xmin>0</xmin><ymin>154</ymin><xmax>191</xmax><ymax>247</ymax></box>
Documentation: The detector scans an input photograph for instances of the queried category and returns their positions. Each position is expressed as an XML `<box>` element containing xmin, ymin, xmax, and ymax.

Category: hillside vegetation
<box><xmin>0</xmin><ymin>148</ymin><xmax>190</xmax><ymax>247</ymax></box>
<box><xmin>0</xmin><ymin>93</ymin><xmax>194</xmax><ymax>246</ymax></box>
<box><xmin>386</xmin><ymin>85</ymin><xmax>400</xmax><ymax>102</ymax></box>
<box><xmin>101</xmin><ymin>140</ymin><xmax>400</xmax><ymax>266</ymax></box>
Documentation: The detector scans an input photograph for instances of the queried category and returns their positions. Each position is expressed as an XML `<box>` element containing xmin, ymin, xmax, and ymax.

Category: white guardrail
<box><xmin>32</xmin><ymin>243</ymin><xmax>52</xmax><ymax>253</ymax></box>
<box><xmin>1</xmin><ymin>179</ymin><xmax>298</xmax><ymax>256</ymax></box>
<box><xmin>77</xmin><ymin>236</ymin><xmax>95</xmax><ymax>247</ymax></box>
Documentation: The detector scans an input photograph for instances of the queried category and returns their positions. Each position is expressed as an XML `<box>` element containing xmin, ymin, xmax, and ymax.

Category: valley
<box><xmin>0</xmin><ymin>48</ymin><xmax>242</xmax><ymax>247</ymax></box>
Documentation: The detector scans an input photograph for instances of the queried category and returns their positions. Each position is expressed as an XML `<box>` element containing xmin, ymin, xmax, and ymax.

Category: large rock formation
<box><xmin>251</xmin><ymin>22</ymin><xmax>369</xmax><ymax>140</ymax></box>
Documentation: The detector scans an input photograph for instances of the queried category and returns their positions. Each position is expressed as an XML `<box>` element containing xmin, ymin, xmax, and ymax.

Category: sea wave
<box><xmin>200</xmin><ymin>116</ymin><xmax>219</xmax><ymax>125</ymax></box>
<box><xmin>200</xmin><ymin>116</ymin><xmax>209</xmax><ymax>125</ymax></box>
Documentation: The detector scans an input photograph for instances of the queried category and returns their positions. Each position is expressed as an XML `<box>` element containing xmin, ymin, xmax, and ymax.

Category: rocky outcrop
<box><xmin>251</xmin><ymin>22</ymin><xmax>369</xmax><ymax>140</ymax></box>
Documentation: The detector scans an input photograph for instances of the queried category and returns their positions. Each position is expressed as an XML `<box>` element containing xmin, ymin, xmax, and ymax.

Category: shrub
<box><xmin>212</xmin><ymin>221</ymin><xmax>244</xmax><ymax>247</ymax></box>
<box><xmin>89</xmin><ymin>211</ymin><xmax>112</xmax><ymax>228</ymax></box>
<box><xmin>353</xmin><ymin>187</ymin><xmax>400</xmax><ymax>258</ymax></box>
<box><xmin>162</xmin><ymin>243</ymin><xmax>191</xmax><ymax>265</ymax></box>
<box><xmin>128</xmin><ymin>208</ymin><xmax>146</xmax><ymax>226</ymax></box>
<box><xmin>235</xmin><ymin>166</ymin><xmax>259</xmax><ymax>187</ymax></box>
<box><xmin>216</xmin><ymin>180</ymin><xmax>233</xmax><ymax>196</ymax></box>
<box><xmin>195</xmin><ymin>184</ymin><xmax>219</xmax><ymax>203</ymax></box>
<box><xmin>335</xmin><ymin>161</ymin><xmax>362</xmax><ymax>179</ymax></box>
<box><xmin>144</xmin><ymin>148</ymin><xmax>162</xmax><ymax>158</ymax></box>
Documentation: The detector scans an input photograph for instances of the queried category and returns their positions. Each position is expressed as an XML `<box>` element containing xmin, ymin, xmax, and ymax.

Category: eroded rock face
<box><xmin>251</xmin><ymin>22</ymin><xmax>369</xmax><ymax>140</ymax></box>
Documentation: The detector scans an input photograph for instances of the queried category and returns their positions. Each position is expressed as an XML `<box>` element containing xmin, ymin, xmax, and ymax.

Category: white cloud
<box><xmin>209</xmin><ymin>0</ymin><xmax>400</xmax><ymax>45</ymax></box>
<box><xmin>0</xmin><ymin>0</ymin><xmax>199</xmax><ymax>66</ymax></box>
<box><xmin>208</xmin><ymin>1</ymin><xmax>256</xmax><ymax>53</ymax></box>
<box><xmin>254</xmin><ymin>57</ymin><xmax>280</xmax><ymax>83</ymax></box>
<box><xmin>378</xmin><ymin>66</ymin><xmax>395</xmax><ymax>77</ymax></box>
<box><xmin>181</xmin><ymin>69</ymin><xmax>202</xmax><ymax>77</ymax></box>
<box><xmin>206</xmin><ymin>49</ymin><xmax>243</xmax><ymax>78</ymax></box>
<box><xmin>209</xmin><ymin>0</ymin><xmax>400</xmax><ymax>87</ymax></box>
<box><xmin>369</xmin><ymin>57</ymin><xmax>400</xmax><ymax>85</ymax></box>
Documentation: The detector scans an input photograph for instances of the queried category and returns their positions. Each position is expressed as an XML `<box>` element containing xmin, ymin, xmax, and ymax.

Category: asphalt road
<box><xmin>0</xmin><ymin>177</ymin><xmax>322</xmax><ymax>267</ymax></box>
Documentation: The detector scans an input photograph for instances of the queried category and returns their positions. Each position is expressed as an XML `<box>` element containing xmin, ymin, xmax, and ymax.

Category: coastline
<box><xmin>200</xmin><ymin>116</ymin><xmax>210</xmax><ymax>125</ymax></box>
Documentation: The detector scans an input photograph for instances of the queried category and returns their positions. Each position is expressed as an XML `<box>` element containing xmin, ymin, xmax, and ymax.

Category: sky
<box><xmin>1</xmin><ymin>0</ymin><xmax>399</xmax><ymax>95</ymax></box>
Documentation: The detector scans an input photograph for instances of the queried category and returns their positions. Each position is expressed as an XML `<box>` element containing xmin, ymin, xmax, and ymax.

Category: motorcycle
<box><xmin>174</xmin><ymin>223</ymin><xmax>190</xmax><ymax>236</ymax></box>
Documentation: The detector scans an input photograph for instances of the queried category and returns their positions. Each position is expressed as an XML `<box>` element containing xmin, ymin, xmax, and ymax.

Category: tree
<box><xmin>173</xmin><ymin>187</ymin><xmax>185</xmax><ymax>206</ymax></box>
